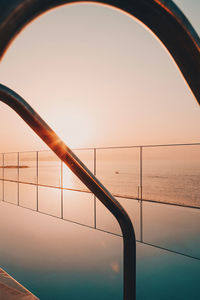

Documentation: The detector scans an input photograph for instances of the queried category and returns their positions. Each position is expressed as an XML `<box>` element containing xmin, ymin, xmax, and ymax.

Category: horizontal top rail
<box><xmin>1</xmin><ymin>142</ymin><xmax>200</xmax><ymax>154</ymax></box>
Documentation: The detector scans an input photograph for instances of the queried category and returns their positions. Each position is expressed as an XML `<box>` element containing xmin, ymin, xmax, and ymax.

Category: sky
<box><xmin>0</xmin><ymin>0</ymin><xmax>200</xmax><ymax>152</ymax></box>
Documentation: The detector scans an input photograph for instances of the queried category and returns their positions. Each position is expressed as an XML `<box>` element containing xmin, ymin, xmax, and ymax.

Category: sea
<box><xmin>1</xmin><ymin>145</ymin><xmax>200</xmax><ymax>207</ymax></box>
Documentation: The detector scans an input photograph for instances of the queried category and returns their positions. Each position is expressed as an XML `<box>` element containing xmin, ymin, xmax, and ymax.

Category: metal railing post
<box><xmin>140</xmin><ymin>146</ymin><xmax>143</xmax><ymax>242</ymax></box>
<box><xmin>94</xmin><ymin>148</ymin><xmax>97</xmax><ymax>229</ymax></box>
<box><xmin>36</xmin><ymin>151</ymin><xmax>39</xmax><ymax>212</ymax></box>
<box><xmin>61</xmin><ymin>160</ymin><xmax>63</xmax><ymax>219</ymax></box>
<box><xmin>2</xmin><ymin>153</ymin><xmax>4</xmax><ymax>201</ymax></box>
<box><xmin>17</xmin><ymin>152</ymin><xmax>20</xmax><ymax>206</ymax></box>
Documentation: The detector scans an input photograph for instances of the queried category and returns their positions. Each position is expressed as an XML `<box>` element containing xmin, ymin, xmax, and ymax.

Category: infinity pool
<box><xmin>0</xmin><ymin>202</ymin><xmax>199</xmax><ymax>300</ymax></box>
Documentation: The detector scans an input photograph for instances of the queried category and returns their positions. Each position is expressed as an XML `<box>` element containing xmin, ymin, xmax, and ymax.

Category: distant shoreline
<box><xmin>0</xmin><ymin>166</ymin><xmax>28</xmax><ymax>169</ymax></box>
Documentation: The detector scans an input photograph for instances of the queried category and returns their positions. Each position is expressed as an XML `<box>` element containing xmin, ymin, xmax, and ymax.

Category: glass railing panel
<box><xmin>38</xmin><ymin>186</ymin><xmax>61</xmax><ymax>217</ymax></box>
<box><xmin>143</xmin><ymin>145</ymin><xmax>200</xmax><ymax>207</ymax></box>
<box><xmin>117</xmin><ymin>197</ymin><xmax>140</xmax><ymax>240</ymax></box>
<box><xmin>4</xmin><ymin>181</ymin><xmax>18</xmax><ymax>204</ymax></box>
<box><xmin>0</xmin><ymin>180</ymin><xmax>3</xmax><ymax>201</ymax></box>
<box><xmin>4</xmin><ymin>153</ymin><xmax>18</xmax><ymax>181</ymax></box>
<box><xmin>63</xmin><ymin>149</ymin><xmax>94</xmax><ymax>192</ymax></box>
<box><xmin>0</xmin><ymin>153</ymin><xmax>3</xmax><ymax>179</ymax></box>
<box><xmin>96</xmin><ymin>147</ymin><xmax>140</xmax><ymax>199</ymax></box>
<box><xmin>19</xmin><ymin>152</ymin><xmax>37</xmax><ymax>184</ymax></box>
<box><xmin>38</xmin><ymin>151</ymin><xmax>61</xmax><ymax>187</ymax></box>
<box><xmin>96</xmin><ymin>197</ymin><xmax>140</xmax><ymax>239</ymax></box>
<box><xmin>96</xmin><ymin>198</ymin><xmax>121</xmax><ymax>235</ymax></box>
<box><xmin>19</xmin><ymin>183</ymin><xmax>37</xmax><ymax>210</ymax></box>
<box><xmin>63</xmin><ymin>190</ymin><xmax>94</xmax><ymax>227</ymax></box>
<box><xmin>143</xmin><ymin>201</ymin><xmax>200</xmax><ymax>258</ymax></box>
<box><xmin>0</xmin><ymin>154</ymin><xmax>3</xmax><ymax>200</ymax></box>
<box><xmin>137</xmin><ymin>242</ymin><xmax>200</xmax><ymax>299</ymax></box>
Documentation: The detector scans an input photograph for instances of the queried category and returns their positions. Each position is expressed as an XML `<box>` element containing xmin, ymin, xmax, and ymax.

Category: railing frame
<box><xmin>1</xmin><ymin>143</ymin><xmax>200</xmax><ymax>263</ymax></box>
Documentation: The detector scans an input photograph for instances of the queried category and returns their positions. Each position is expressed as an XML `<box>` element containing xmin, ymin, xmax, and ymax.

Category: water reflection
<box><xmin>19</xmin><ymin>183</ymin><xmax>37</xmax><ymax>210</ymax></box>
<box><xmin>63</xmin><ymin>190</ymin><xmax>94</xmax><ymax>226</ymax></box>
<box><xmin>2</xmin><ymin>176</ymin><xmax>200</xmax><ymax>259</ymax></box>
<box><xmin>4</xmin><ymin>181</ymin><xmax>18</xmax><ymax>204</ymax></box>
<box><xmin>96</xmin><ymin>196</ymin><xmax>140</xmax><ymax>239</ymax></box>
<box><xmin>143</xmin><ymin>201</ymin><xmax>200</xmax><ymax>258</ymax></box>
<box><xmin>38</xmin><ymin>186</ymin><xmax>61</xmax><ymax>217</ymax></box>
<box><xmin>0</xmin><ymin>202</ymin><xmax>123</xmax><ymax>300</ymax></box>
<box><xmin>0</xmin><ymin>202</ymin><xmax>199</xmax><ymax>300</ymax></box>
<box><xmin>0</xmin><ymin>180</ymin><xmax>3</xmax><ymax>201</ymax></box>
<box><xmin>0</xmin><ymin>154</ymin><xmax>3</xmax><ymax>180</ymax></box>
<box><xmin>1</xmin><ymin>146</ymin><xmax>200</xmax><ymax>299</ymax></box>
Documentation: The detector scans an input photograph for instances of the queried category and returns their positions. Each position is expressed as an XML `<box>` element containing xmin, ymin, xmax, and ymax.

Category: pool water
<box><xmin>0</xmin><ymin>202</ymin><xmax>199</xmax><ymax>300</ymax></box>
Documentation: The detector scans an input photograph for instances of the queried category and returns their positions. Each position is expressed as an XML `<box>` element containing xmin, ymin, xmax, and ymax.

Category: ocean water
<box><xmin>1</xmin><ymin>145</ymin><xmax>200</xmax><ymax>198</ymax></box>
<box><xmin>2</xmin><ymin>146</ymin><xmax>199</xmax><ymax>206</ymax></box>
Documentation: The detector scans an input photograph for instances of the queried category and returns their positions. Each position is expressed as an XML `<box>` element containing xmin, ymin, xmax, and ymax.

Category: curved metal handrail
<box><xmin>0</xmin><ymin>0</ymin><xmax>199</xmax><ymax>102</ymax></box>
<box><xmin>0</xmin><ymin>83</ymin><xmax>136</xmax><ymax>300</ymax></box>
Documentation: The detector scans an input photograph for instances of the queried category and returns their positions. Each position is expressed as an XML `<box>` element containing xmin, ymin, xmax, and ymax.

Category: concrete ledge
<box><xmin>0</xmin><ymin>268</ymin><xmax>39</xmax><ymax>300</ymax></box>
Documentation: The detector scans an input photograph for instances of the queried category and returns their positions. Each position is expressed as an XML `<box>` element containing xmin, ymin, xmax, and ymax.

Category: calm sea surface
<box><xmin>1</xmin><ymin>145</ymin><xmax>200</xmax><ymax>205</ymax></box>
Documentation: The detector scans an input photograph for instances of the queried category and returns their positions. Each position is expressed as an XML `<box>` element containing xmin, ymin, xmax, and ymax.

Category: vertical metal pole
<box><xmin>94</xmin><ymin>148</ymin><xmax>96</xmax><ymax>229</ymax></box>
<box><xmin>2</xmin><ymin>153</ymin><xmax>4</xmax><ymax>201</ymax></box>
<box><xmin>17</xmin><ymin>152</ymin><xmax>20</xmax><ymax>206</ymax></box>
<box><xmin>140</xmin><ymin>146</ymin><xmax>143</xmax><ymax>242</ymax></box>
<box><xmin>123</xmin><ymin>231</ymin><xmax>136</xmax><ymax>300</ymax></box>
<box><xmin>61</xmin><ymin>160</ymin><xmax>63</xmax><ymax>219</ymax></box>
<box><xmin>36</xmin><ymin>151</ymin><xmax>39</xmax><ymax>212</ymax></box>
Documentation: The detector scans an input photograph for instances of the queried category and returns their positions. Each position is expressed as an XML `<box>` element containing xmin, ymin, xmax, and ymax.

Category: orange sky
<box><xmin>0</xmin><ymin>1</ymin><xmax>200</xmax><ymax>152</ymax></box>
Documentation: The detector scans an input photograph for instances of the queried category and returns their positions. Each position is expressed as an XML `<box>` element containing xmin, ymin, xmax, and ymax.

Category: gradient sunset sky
<box><xmin>0</xmin><ymin>0</ymin><xmax>199</xmax><ymax>152</ymax></box>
